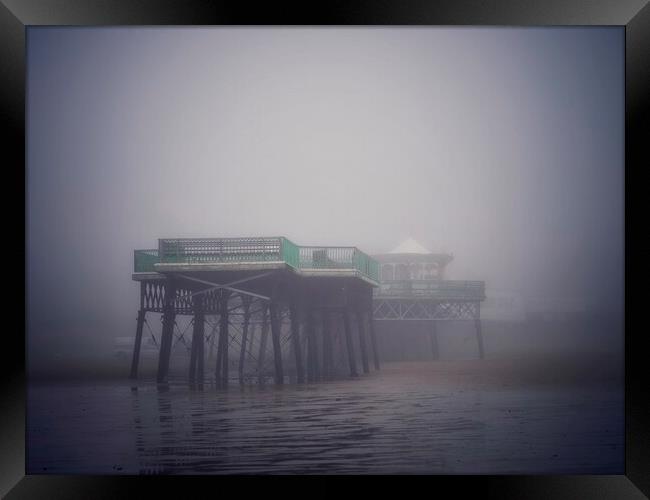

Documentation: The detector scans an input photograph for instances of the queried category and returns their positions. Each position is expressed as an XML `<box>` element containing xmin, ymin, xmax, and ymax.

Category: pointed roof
<box><xmin>389</xmin><ymin>238</ymin><xmax>432</xmax><ymax>255</ymax></box>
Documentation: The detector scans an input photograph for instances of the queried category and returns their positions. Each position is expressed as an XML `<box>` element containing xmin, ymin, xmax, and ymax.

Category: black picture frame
<box><xmin>3</xmin><ymin>1</ymin><xmax>648</xmax><ymax>497</ymax></box>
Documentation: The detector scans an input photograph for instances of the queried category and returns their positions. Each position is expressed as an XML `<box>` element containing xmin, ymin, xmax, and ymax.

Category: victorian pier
<box><xmin>130</xmin><ymin>236</ymin><xmax>485</xmax><ymax>386</ymax></box>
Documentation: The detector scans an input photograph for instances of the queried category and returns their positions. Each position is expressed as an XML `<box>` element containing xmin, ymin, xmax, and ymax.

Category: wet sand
<box><xmin>27</xmin><ymin>355</ymin><xmax>623</xmax><ymax>474</ymax></box>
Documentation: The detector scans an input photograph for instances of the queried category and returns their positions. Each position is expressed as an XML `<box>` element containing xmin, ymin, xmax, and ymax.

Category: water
<box><xmin>27</xmin><ymin>361</ymin><xmax>623</xmax><ymax>474</ymax></box>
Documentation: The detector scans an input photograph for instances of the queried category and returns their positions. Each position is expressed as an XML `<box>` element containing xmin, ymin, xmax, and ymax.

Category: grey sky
<box><xmin>26</xmin><ymin>27</ymin><xmax>623</xmax><ymax>359</ymax></box>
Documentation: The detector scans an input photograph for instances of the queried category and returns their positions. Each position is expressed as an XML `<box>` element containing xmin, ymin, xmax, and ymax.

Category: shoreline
<box><xmin>27</xmin><ymin>351</ymin><xmax>623</xmax><ymax>390</ymax></box>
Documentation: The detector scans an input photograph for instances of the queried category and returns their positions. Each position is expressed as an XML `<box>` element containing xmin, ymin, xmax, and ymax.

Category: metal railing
<box><xmin>158</xmin><ymin>237</ymin><xmax>287</xmax><ymax>265</ymax></box>
<box><xmin>374</xmin><ymin>280</ymin><xmax>486</xmax><ymax>300</ymax></box>
<box><xmin>296</xmin><ymin>246</ymin><xmax>379</xmax><ymax>281</ymax></box>
<box><xmin>134</xmin><ymin>237</ymin><xmax>379</xmax><ymax>282</ymax></box>
<box><xmin>134</xmin><ymin>249</ymin><xmax>159</xmax><ymax>273</ymax></box>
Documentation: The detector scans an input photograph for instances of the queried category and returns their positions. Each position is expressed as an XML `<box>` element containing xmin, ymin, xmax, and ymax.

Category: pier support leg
<box><xmin>322</xmin><ymin>311</ymin><xmax>333</xmax><ymax>379</ymax></box>
<box><xmin>247</xmin><ymin>322</ymin><xmax>256</xmax><ymax>364</ymax></box>
<box><xmin>343</xmin><ymin>308</ymin><xmax>358</xmax><ymax>377</ymax></box>
<box><xmin>239</xmin><ymin>297</ymin><xmax>252</xmax><ymax>385</ymax></box>
<box><xmin>356</xmin><ymin>309</ymin><xmax>370</xmax><ymax>374</ymax></box>
<box><xmin>367</xmin><ymin>310</ymin><xmax>380</xmax><ymax>370</ymax></box>
<box><xmin>335</xmin><ymin>314</ymin><xmax>347</xmax><ymax>374</ymax></box>
<box><xmin>130</xmin><ymin>309</ymin><xmax>146</xmax><ymax>380</ymax></box>
<box><xmin>189</xmin><ymin>318</ymin><xmax>198</xmax><ymax>384</ymax></box>
<box><xmin>270</xmin><ymin>302</ymin><xmax>284</xmax><ymax>385</ymax></box>
<box><xmin>430</xmin><ymin>321</ymin><xmax>439</xmax><ymax>361</ymax></box>
<box><xmin>475</xmin><ymin>318</ymin><xmax>485</xmax><ymax>360</ymax></box>
<box><xmin>217</xmin><ymin>292</ymin><xmax>230</xmax><ymax>387</ymax></box>
<box><xmin>305</xmin><ymin>308</ymin><xmax>316</xmax><ymax>382</ymax></box>
<box><xmin>312</xmin><ymin>312</ymin><xmax>321</xmax><ymax>381</ymax></box>
<box><xmin>207</xmin><ymin>321</ymin><xmax>217</xmax><ymax>365</ymax></box>
<box><xmin>215</xmin><ymin>324</ymin><xmax>223</xmax><ymax>385</ymax></box>
<box><xmin>157</xmin><ymin>280</ymin><xmax>177</xmax><ymax>384</ymax></box>
<box><xmin>189</xmin><ymin>298</ymin><xmax>205</xmax><ymax>386</ymax></box>
<box><xmin>197</xmin><ymin>317</ymin><xmax>205</xmax><ymax>389</ymax></box>
<box><xmin>257</xmin><ymin>304</ymin><xmax>269</xmax><ymax>383</ymax></box>
<box><xmin>290</xmin><ymin>305</ymin><xmax>304</xmax><ymax>383</ymax></box>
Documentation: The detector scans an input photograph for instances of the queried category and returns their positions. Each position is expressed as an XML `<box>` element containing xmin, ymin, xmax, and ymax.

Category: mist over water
<box><xmin>26</xmin><ymin>27</ymin><xmax>624</xmax><ymax>474</ymax></box>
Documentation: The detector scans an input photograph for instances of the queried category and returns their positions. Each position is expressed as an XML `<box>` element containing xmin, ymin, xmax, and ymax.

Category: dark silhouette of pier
<box><xmin>130</xmin><ymin>237</ymin><xmax>380</xmax><ymax>386</ymax></box>
<box><xmin>130</xmin><ymin>236</ymin><xmax>486</xmax><ymax>387</ymax></box>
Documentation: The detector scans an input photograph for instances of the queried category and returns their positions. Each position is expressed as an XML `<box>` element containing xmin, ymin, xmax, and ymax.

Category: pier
<box><xmin>372</xmin><ymin>238</ymin><xmax>486</xmax><ymax>360</ymax></box>
<box><xmin>130</xmin><ymin>237</ymin><xmax>380</xmax><ymax>386</ymax></box>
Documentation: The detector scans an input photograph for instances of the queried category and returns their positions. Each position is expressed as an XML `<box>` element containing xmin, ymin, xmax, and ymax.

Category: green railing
<box><xmin>375</xmin><ymin>279</ymin><xmax>486</xmax><ymax>301</ymax></box>
<box><xmin>296</xmin><ymin>246</ymin><xmax>379</xmax><ymax>281</ymax></box>
<box><xmin>134</xmin><ymin>237</ymin><xmax>379</xmax><ymax>282</ymax></box>
<box><xmin>134</xmin><ymin>249</ymin><xmax>159</xmax><ymax>273</ymax></box>
<box><xmin>280</xmin><ymin>237</ymin><xmax>300</xmax><ymax>269</ymax></box>
<box><xmin>158</xmin><ymin>237</ymin><xmax>288</xmax><ymax>265</ymax></box>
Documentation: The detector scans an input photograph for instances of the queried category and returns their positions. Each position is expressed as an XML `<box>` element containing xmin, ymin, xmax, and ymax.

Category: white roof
<box><xmin>389</xmin><ymin>238</ymin><xmax>432</xmax><ymax>255</ymax></box>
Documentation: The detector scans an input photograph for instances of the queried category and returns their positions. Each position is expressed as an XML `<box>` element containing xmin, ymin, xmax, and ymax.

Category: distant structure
<box><xmin>374</xmin><ymin>237</ymin><xmax>453</xmax><ymax>281</ymax></box>
<box><xmin>130</xmin><ymin>237</ymin><xmax>381</xmax><ymax>387</ymax></box>
<box><xmin>372</xmin><ymin>238</ymin><xmax>486</xmax><ymax>359</ymax></box>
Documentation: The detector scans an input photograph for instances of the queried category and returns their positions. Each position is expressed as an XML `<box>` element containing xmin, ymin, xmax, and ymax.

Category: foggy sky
<box><xmin>26</xmin><ymin>27</ymin><xmax>624</xmax><ymax>360</ymax></box>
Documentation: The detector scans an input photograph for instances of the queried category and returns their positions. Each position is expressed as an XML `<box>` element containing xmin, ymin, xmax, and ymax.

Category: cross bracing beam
<box><xmin>176</xmin><ymin>273</ymin><xmax>271</xmax><ymax>302</ymax></box>
<box><xmin>373</xmin><ymin>299</ymin><xmax>480</xmax><ymax>320</ymax></box>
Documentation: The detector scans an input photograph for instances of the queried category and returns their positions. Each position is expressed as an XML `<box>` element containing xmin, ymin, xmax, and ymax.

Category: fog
<box><xmin>26</xmin><ymin>27</ymin><xmax>624</xmax><ymax>374</ymax></box>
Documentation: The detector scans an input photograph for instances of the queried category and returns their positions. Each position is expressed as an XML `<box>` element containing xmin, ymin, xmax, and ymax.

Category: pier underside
<box><xmin>373</xmin><ymin>280</ymin><xmax>486</xmax><ymax>360</ymax></box>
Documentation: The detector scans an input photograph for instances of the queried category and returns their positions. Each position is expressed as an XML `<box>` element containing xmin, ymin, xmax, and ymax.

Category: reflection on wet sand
<box><xmin>28</xmin><ymin>359</ymin><xmax>623</xmax><ymax>474</ymax></box>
